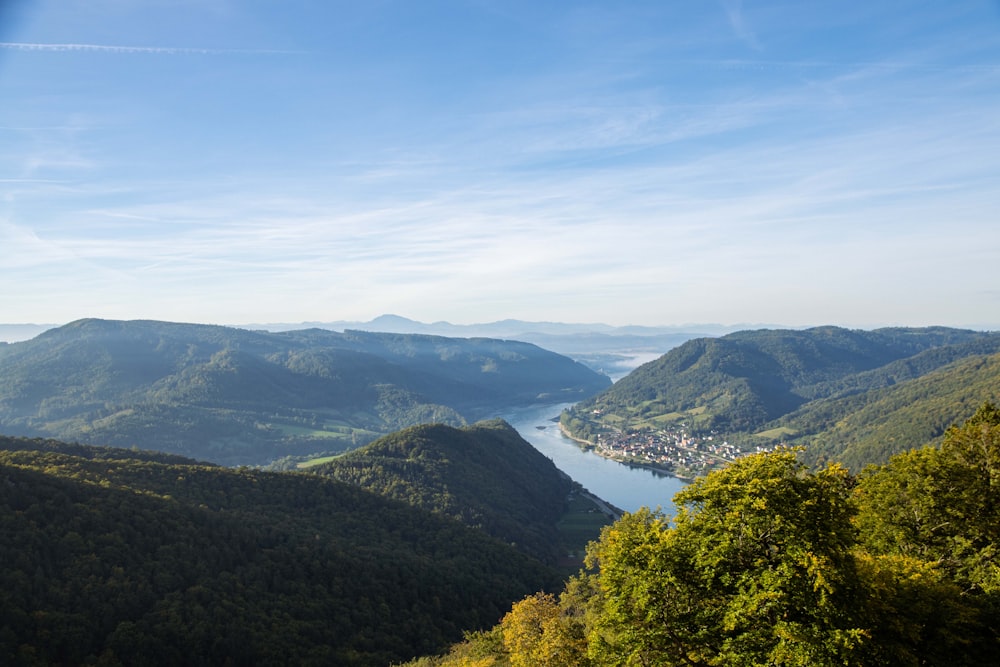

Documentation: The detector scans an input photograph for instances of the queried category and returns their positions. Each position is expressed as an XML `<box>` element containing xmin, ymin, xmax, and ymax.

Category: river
<box><xmin>502</xmin><ymin>402</ymin><xmax>687</xmax><ymax>515</ymax></box>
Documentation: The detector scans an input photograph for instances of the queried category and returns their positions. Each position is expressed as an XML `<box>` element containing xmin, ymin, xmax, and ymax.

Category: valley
<box><xmin>3</xmin><ymin>318</ymin><xmax>1000</xmax><ymax>665</ymax></box>
<box><xmin>0</xmin><ymin>318</ymin><xmax>610</xmax><ymax>466</ymax></box>
<box><xmin>5</xmin><ymin>1</ymin><xmax>997</xmax><ymax>662</ymax></box>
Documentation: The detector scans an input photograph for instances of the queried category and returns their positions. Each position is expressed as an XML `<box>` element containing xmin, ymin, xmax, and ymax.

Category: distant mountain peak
<box><xmin>369</xmin><ymin>314</ymin><xmax>421</xmax><ymax>326</ymax></box>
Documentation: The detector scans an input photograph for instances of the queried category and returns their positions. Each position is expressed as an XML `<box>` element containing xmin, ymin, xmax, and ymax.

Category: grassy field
<box><xmin>754</xmin><ymin>426</ymin><xmax>797</xmax><ymax>439</ymax></box>
<box><xmin>271</xmin><ymin>421</ymin><xmax>382</xmax><ymax>442</ymax></box>
<box><xmin>556</xmin><ymin>492</ymin><xmax>616</xmax><ymax>567</ymax></box>
<box><xmin>272</xmin><ymin>423</ymin><xmax>349</xmax><ymax>439</ymax></box>
<box><xmin>296</xmin><ymin>453</ymin><xmax>344</xmax><ymax>469</ymax></box>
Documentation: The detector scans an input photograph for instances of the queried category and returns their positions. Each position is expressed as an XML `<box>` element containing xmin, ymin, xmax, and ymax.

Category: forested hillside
<box><xmin>0</xmin><ymin>435</ymin><xmax>562</xmax><ymax>666</ymax></box>
<box><xmin>562</xmin><ymin>326</ymin><xmax>1000</xmax><ymax>469</ymax></box>
<box><xmin>778</xmin><ymin>351</ymin><xmax>1000</xmax><ymax>469</ymax></box>
<box><xmin>413</xmin><ymin>404</ymin><xmax>1000</xmax><ymax>666</ymax></box>
<box><xmin>0</xmin><ymin>318</ymin><xmax>609</xmax><ymax>465</ymax></box>
<box><xmin>311</xmin><ymin>420</ymin><xmax>576</xmax><ymax>564</ymax></box>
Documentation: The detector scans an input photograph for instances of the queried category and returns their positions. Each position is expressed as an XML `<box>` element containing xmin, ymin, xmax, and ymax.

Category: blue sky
<box><xmin>1</xmin><ymin>1</ymin><xmax>999</xmax><ymax>329</ymax></box>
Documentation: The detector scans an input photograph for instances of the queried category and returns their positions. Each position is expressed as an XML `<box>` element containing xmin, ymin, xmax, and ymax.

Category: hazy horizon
<box><xmin>1</xmin><ymin>314</ymin><xmax>997</xmax><ymax>347</ymax></box>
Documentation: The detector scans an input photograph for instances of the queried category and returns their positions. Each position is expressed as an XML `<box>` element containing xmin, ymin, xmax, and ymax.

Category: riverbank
<box><xmin>557</xmin><ymin>421</ymin><xmax>595</xmax><ymax>447</ymax></box>
<box><xmin>578</xmin><ymin>486</ymin><xmax>623</xmax><ymax>521</ymax></box>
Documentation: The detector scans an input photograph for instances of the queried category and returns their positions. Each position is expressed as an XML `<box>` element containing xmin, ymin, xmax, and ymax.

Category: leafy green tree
<box><xmin>401</xmin><ymin>627</ymin><xmax>508</xmax><ymax>666</ymax></box>
<box><xmin>583</xmin><ymin>450</ymin><xmax>867</xmax><ymax>666</ymax></box>
<box><xmin>851</xmin><ymin>402</ymin><xmax>1000</xmax><ymax>663</ymax></box>
<box><xmin>500</xmin><ymin>593</ymin><xmax>588</xmax><ymax>667</ymax></box>
<box><xmin>852</xmin><ymin>552</ymin><xmax>984</xmax><ymax>666</ymax></box>
<box><xmin>855</xmin><ymin>402</ymin><xmax>1000</xmax><ymax>593</ymax></box>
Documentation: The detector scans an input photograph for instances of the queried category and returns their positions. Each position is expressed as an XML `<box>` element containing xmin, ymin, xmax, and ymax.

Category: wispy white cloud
<box><xmin>0</xmin><ymin>42</ymin><xmax>302</xmax><ymax>55</ymax></box>
<box><xmin>2</xmin><ymin>1</ymin><xmax>998</xmax><ymax>327</ymax></box>
<box><xmin>719</xmin><ymin>0</ymin><xmax>762</xmax><ymax>51</ymax></box>
<box><xmin>15</xmin><ymin>105</ymin><xmax>992</xmax><ymax>325</ymax></box>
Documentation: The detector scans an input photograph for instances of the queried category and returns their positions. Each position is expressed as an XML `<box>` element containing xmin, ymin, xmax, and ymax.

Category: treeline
<box><xmin>413</xmin><ymin>403</ymin><xmax>1000</xmax><ymax>666</ymax></box>
<box><xmin>0</xmin><ymin>435</ymin><xmax>562</xmax><ymax>666</ymax></box>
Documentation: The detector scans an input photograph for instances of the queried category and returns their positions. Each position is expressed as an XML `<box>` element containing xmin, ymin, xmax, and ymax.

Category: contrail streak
<box><xmin>0</xmin><ymin>42</ymin><xmax>302</xmax><ymax>55</ymax></box>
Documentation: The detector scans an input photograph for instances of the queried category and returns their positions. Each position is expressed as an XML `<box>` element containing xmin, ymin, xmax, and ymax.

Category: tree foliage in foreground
<box><xmin>584</xmin><ymin>453</ymin><xmax>865</xmax><ymax>666</ymax></box>
<box><xmin>413</xmin><ymin>403</ymin><xmax>1000</xmax><ymax>666</ymax></box>
<box><xmin>855</xmin><ymin>402</ymin><xmax>1000</xmax><ymax>595</ymax></box>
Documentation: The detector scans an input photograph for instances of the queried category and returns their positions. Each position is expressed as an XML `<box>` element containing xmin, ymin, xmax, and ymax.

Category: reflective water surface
<box><xmin>501</xmin><ymin>403</ymin><xmax>688</xmax><ymax>515</ymax></box>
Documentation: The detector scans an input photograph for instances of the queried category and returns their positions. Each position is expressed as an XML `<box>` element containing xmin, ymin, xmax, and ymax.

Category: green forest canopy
<box><xmin>310</xmin><ymin>419</ymin><xmax>577</xmax><ymax>565</ymax></box>
<box><xmin>0</xmin><ymin>434</ymin><xmax>563</xmax><ymax>666</ymax></box>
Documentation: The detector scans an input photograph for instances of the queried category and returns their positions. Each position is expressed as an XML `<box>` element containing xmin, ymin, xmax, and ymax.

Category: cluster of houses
<box><xmin>592</xmin><ymin>425</ymin><xmax>775</xmax><ymax>478</ymax></box>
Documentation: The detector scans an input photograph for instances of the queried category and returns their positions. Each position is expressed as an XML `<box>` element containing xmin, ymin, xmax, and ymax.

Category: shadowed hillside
<box><xmin>312</xmin><ymin>420</ymin><xmax>577</xmax><ymax>564</ymax></box>
<box><xmin>0</xmin><ymin>434</ymin><xmax>561</xmax><ymax>666</ymax></box>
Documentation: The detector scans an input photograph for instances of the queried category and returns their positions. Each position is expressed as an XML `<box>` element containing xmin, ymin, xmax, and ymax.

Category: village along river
<box><xmin>502</xmin><ymin>402</ymin><xmax>688</xmax><ymax>515</ymax></box>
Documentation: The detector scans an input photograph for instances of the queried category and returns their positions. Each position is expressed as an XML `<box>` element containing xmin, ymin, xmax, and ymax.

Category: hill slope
<box><xmin>562</xmin><ymin>326</ymin><xmax>1000</xmax><ymax>470</ymax></box>
<box><xmin>312</xmin><ymin>420</ymin><xmax>575</xmax><ymax>564</ymax></box>
<box><xmin>776</xmin><ymin>351</ymin><xmax>1000</xmax><ymax>469</ymax></box>
<box><xmin>0</xmin><ymin>435</ymin><xmax>560</xmax><ymax>666</ymax></box>
<box><xmin>0</xmin><ymin>318</ymin><xmax>609</xmax><ymax>465</ymax></box>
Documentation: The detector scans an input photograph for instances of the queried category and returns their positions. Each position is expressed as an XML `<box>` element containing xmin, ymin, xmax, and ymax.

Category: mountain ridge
<box><xmin>0</xmin><ymin>318</ymin><xmax>609</xmax><ymax>465</ymax></box>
